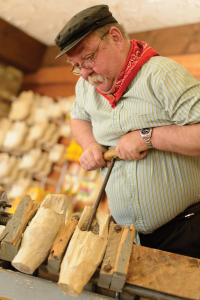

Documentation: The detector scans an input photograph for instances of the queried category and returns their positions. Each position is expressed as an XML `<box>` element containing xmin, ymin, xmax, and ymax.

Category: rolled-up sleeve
<box><xmin>158</xmin><ymin>65</ymin><xmax>200</xmax><ymax>125</ymax></box>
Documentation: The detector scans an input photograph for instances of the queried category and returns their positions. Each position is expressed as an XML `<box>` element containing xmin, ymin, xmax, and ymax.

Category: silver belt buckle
<box><xmin>185</xmin><ymin>213</ymin><xmax>195</xmax><ymax>218</ymax></box>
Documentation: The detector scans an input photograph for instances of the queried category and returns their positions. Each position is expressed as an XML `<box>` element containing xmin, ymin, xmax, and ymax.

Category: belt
<box><xmin>173</xmin><ymin>201</ymin><xmax>200</xmax><ymax>221</ymax></box>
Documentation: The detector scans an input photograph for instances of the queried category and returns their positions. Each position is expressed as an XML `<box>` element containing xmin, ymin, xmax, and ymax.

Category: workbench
<box><xmin>0</xmin><ymin>190</ymin><xmax>200</xmax><ymax>300</ymax></box>
<box><xmin>1</xmin><ymin>242</ymin><xmax>200</xmax><ymax>300</ymax></box>
<box><xmin>0</xmin><ymin>265</ymin><xmax>189</xmax><ymax>300</ymax></box>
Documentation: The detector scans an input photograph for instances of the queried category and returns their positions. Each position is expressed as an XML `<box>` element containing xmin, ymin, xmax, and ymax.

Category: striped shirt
<box><xmin>70</xmin><ymin>56</ymin><xmax>200</xmax><ymax>244</ymax></box>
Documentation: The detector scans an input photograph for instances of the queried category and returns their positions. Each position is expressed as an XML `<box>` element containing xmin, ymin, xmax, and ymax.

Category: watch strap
<box><xmin>140</xmin><ymin>128</ymin><xmax>154</xmax><ymax>149</ymax></box>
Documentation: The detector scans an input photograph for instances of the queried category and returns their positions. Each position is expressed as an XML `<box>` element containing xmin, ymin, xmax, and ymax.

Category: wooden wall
<box><xmin>1</xmin><ymin>18</ymin><xmax>200</xmax><ymax>99</ymax></box>
<box><xmin>21</xmin><ymin>46</ymin><xmax>78</xmax><ymax>98</ymax></box>
<box><xmin>20</xmin><ymin>21</ymin><xmax>200</xmax><ymax>99</ymax></box>
<box><xmin>0</xmin><ymin>18</ymin><xmax>46</xmax><ymax>73</ymax></box>
<box><xmin>165</xmin><ymin>53</ymin><xmax>200</xmax><ymax>82</ymax></box>
<box><xmin>22</xmin><ymin>65</ymin><xmax>77</xmax><ymax>98</ymax></box>
<box><xmin>129</xmin><ymin>23</ymin><xmax>200</xmax><ymax>57</ymax></box>
<box><xmin>129</xmin><ymin>22</ymin><xmax>200</xmax><ymax>83</ymax></box>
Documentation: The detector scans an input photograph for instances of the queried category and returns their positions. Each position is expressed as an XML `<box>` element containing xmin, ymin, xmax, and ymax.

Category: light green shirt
<box><xmin>70</xmin><ymin>56</ymin><xmax>200</xmax><ymax>244</ymax></box>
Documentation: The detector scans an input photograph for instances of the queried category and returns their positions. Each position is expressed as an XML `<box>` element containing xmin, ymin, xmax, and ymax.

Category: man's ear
<box><xmin>108</xmin><ymin>26</ymin><xmax>124</xmax><ymax>50</ymax></box>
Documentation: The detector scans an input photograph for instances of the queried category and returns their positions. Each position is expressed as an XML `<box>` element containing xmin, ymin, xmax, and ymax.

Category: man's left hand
<box><xmin>115</xmin><ymin>130</ymin><xmax>149</xmax><ymax>160</ymax></box>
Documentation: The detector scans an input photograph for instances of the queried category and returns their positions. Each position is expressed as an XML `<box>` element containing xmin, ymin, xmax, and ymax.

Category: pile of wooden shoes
<box><xmin>0</xmin><ymin>89</ymin><xmax>73</xmax><ymax>157</ymax></box>
<box><xmin>0</xmin><ymin>191</ymin><xmax>135</xmax><ymax>297</ymax></box>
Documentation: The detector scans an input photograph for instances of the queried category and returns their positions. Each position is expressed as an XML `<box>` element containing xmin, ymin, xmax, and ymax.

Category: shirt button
<box><xmin>135</xmin><ymin>221</ymin><xmax>139</xmax><ymax>225</ymax></box>
<box><xmin>129</xmin><ymin>174</ymin><xmax>132</xmax><ymax>177</ymax></box>
<box><xmin>114</xmin><ymin>116</ymin><xmax>116</xmax><ymax>119</ymax></box>
<box><xmin>131</xmin><ymin>198</ymin><xmax>133</xmax><ymax>201</ymax></box>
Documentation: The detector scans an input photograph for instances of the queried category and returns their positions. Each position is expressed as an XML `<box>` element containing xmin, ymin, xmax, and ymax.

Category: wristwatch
<box><xmin>140</xmin><ymin>128</ymin><xmax>154</xmax><ymax>149</ymax></box>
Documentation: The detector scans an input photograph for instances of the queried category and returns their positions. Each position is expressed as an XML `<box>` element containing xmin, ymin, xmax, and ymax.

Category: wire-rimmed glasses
<box><xmin>71</xmin><ymin>32</ymin><xmax>108</xmax><ymax>76</ymax></box>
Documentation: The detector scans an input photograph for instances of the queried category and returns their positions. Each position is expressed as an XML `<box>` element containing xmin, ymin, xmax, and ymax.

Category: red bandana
<box><xmin>97</xmin><ymin>40</ymin><xmax>159</xmax><ymax>109</ymax></box>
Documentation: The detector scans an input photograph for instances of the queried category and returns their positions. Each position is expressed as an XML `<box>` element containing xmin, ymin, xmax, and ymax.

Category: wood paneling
<box><xmin>168</xmin><ymin>53</ymin><xmax>200</xmax><ymax>81</ymax></box>
<box><xmin>23</xmin><ymin>66</ymin><xmax>77</xmax><ymax>85</ymax></box>
<box><xmin>22</xmin><ymin>65</ymin><xmax>78</xmax><ymax>98</ymax></box>
<box><xmin>21</xmin><ymin>83</ymin><xmax>76</xmax><ymax>98</ymax></box>
<box><xmin>21</xmin><ymin>22</ymin><xmax>200</xmax><ymax>99</ymax></box>
<box><xmin>41</xmin><ymin>46</ymin><xmax>68</xmax><ymax>68</ymax></box>
<box><xmin>40</xmin><ymin>22</ymin><xmax>200</xmax><ymax>69</ymax></box>
<box><xmin>129</xmin><ymin>23</ymin><xmax>200</xmax><ymax>57</ymax></box>
<box><xmin>0</xmin><ymin>18</ymin><xmax>46</xmax><ymax>73</ymax></box>
<box><xmin>22</xmin><ymin>52</ymin><xmax>200</xmax><ymax>99</ymax></box>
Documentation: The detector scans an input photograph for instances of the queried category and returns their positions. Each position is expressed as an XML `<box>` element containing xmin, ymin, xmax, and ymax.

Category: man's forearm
<box><xmin>70</xmin><ymin>118</ymin><xmax>109</xmax><ymax>170</ymax></box>
<box><xmin>71</xmin><ymin>119</ymin><xmax>200</xmax><ymax>158</ymax></box>
<box><xmin>70</xmin><ymin>118</ymin><xmax>98</xmax><ymax>151</ymax></box>
<box><xmin>152</xmin><ymin>124</ymin><xmax>200</xmax><ymax>156</ymax></box>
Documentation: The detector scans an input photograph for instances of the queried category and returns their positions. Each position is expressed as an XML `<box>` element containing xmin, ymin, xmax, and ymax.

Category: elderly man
<box><xmin>55</xmin><ymin>5</ymin><xmax>200</xmax><ymax>258</ymax></box>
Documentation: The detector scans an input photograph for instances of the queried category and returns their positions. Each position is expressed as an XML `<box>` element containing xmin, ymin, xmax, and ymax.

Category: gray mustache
<box><xmin>88</xmin><ymin>74</ymin><xmax>107</xmax><ymax>86</ymax></box>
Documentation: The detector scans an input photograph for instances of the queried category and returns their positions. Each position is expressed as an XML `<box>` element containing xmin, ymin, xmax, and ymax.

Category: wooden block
<box><xmin>48</xmin><ymin>215</ymin><xmax>79</xmax><ymax>274</ymax></box>
<box><xmin>110</xmin><ymin>224</ymin><xmax>135</xmax><ymax>292</ymax></box>
<box><xmin>126</xmin><ymin>245</ymin><xmax>200</xmax><ymax>300</ymax></box>
<box><xmin>98</xmin><ymin>222</ymin><xmax>124</xmax><ymax>289</ymax></box>
<box><xmin>58</xmin><ymin>206</ymin><xmax>110</xmax><ymax>297</ymax></box>
<box><xmin>12</xmin><ymin>194</ymin><xmax>70</xmax><ymax>274</ymax></box>
<box><xmin>0</xmin><ymin>194</ymin><xmax>40</xmax><ymax>261</ymax></box>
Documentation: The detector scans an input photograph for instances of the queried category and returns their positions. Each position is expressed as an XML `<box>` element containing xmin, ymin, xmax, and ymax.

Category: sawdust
<box><xmin>90</xmin><ymin>222</ymin><xmax>99</xmax><ymax>235</ymax></box>
<box><xmin>81</xmin><ymin>219</ymin><xmax>99</xmax><ymax>235</ymax></box>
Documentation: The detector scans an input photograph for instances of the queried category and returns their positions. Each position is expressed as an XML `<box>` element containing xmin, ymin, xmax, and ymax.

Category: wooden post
<box><xmin>98</xmin><ymin>222</ymin><xmax>124</xmax><ymax>289</ymax></box>
<box><xmin>58</xmin><ymin>205</ymin><xmax>110</xmax><ymax>297</ymax></box>
<box><xmin>12</xmin><ymin>194</ymin><xmax>70</xmax><ymax>274</ymax></box>
<box><xmin>0</xmin><ymin>194</ymin><xmax>40</xmax><ymax>261</ymax></box>
<box><xmin>110</xmin><ymin>224</ymin><xmax>135</xmax><ymax>292</ymax></box>
<box><xmin>48</xmin><ymin>215</ymin><xmax>79</xmax><ymax>274</ymax></box>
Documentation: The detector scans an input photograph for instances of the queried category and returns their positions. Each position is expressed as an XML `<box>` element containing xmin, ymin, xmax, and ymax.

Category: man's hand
<box><xmin>79</xmin><ymin>143</ymin><xmax>109</xmax><ymax>170</ymax></box>
<box><xmin>115</xmin><ymin>130</ymin><xmax>149</xmax><ymax>160</ymax></box>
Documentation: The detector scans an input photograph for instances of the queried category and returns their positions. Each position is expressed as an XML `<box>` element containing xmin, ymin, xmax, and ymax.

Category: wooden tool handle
<box><xmin>104</xmin><ymin>148</ymin><xmax>120</xmax><ymax>162</ymax></box>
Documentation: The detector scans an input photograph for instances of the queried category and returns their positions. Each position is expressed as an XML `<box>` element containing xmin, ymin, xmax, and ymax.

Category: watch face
<box><xmin>141</xmin><ymin>128</ymin><xmax>150</xmax><ymax>135</ymax></box>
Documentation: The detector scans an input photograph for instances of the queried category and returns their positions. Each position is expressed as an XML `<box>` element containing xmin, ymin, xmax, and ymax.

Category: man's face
<box><xmin>67</xmin><ymin>32</ymin><xmax>123</xmax><ymax>94</ymax></box>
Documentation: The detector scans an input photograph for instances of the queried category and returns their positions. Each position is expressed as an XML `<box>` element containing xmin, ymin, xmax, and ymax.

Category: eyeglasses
<box><xmin>71</xmin><ymin>32</ymin><xmax>108</xmax><ymax>76</ymax></box>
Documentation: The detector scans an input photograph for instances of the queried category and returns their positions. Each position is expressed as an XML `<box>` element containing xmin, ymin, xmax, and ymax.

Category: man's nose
<box><xmin>81</xmin><ymin>67</ymin><xmax>94</xmax><ymax>80</ymax></box>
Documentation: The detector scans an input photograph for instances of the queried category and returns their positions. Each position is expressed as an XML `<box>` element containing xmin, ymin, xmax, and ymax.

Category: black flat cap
<box><xmin>54</xmin><ymin>4</ymin><xmax>117</xmax><ymax>59</ymax></box>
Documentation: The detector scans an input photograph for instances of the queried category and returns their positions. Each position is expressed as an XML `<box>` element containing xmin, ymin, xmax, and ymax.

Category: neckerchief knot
<box><xmin>97</xmin><ymin>40</ymin><xmax>159</xmax><ymax>108</ymax></box>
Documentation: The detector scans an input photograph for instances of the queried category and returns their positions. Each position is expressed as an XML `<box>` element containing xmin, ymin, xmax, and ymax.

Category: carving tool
<box><xmin>86</xmin><ymin>148</ymin><xmax>119</xmax><ymax>231</ymax></box>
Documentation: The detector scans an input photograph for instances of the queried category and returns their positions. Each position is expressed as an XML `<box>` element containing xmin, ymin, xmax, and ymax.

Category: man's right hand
<box><xmin>79</xmin><ymin>143</ymin><xmax>109</xmax><ymax>171</ymax></box>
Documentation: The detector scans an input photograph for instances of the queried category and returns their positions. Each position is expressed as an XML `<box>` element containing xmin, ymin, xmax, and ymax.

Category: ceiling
<box><xmin>0</xmin><ymin>0</ymin><xmax>200</xmax><ymax>46</ymax></box>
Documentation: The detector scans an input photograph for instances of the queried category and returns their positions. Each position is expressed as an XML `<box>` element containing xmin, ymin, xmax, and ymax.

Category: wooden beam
<box><xmin>22</xmin><ymin>66</ymin><xmax>77</xmax><ymax>85</ymax></box>
<box><xmin>26</xmin><ymin>53</ymin><xmax>200</xmax><ymax>83</ymax></box>
<box><xmin>40</xmin><ymin>22</ymin><xmax>200</xmax><ymax>70</ymax></box>
<box><xmin>41</xmin><ymin>46</ymin><xmax>68</xmax><ymax>68</ymax></box>
<box><xmin>21</xmin><ymin>65</ymin><xmax>78</xmax><ymax>98</ymax></box>
<box><xmin>21</xmin><ymin>83</ymin><xmax>76</xmax><ymax>98</ymax></box>
<box><xmin>0</xmin><ymin>18</ymin><xmax>46</xmax><ymax>73</ymax></box>
<box><xmin>126</xmin><ymin>245</ymin><xmax>200</xmax><ymax>300</ymax></box>
<box><xmin>168</xmin><ymin>53</ymin><xmax>200</xmax><ymax>81</ymax></box>
<box><xmin>22</xmin><ymin>52</ymin><xmax>200</xmax><ymax>100</ymax></box>
<box><xmin>129</xmin><ymin>22</ymin><xmax>200</xmax><ymax>57</ymax></box>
